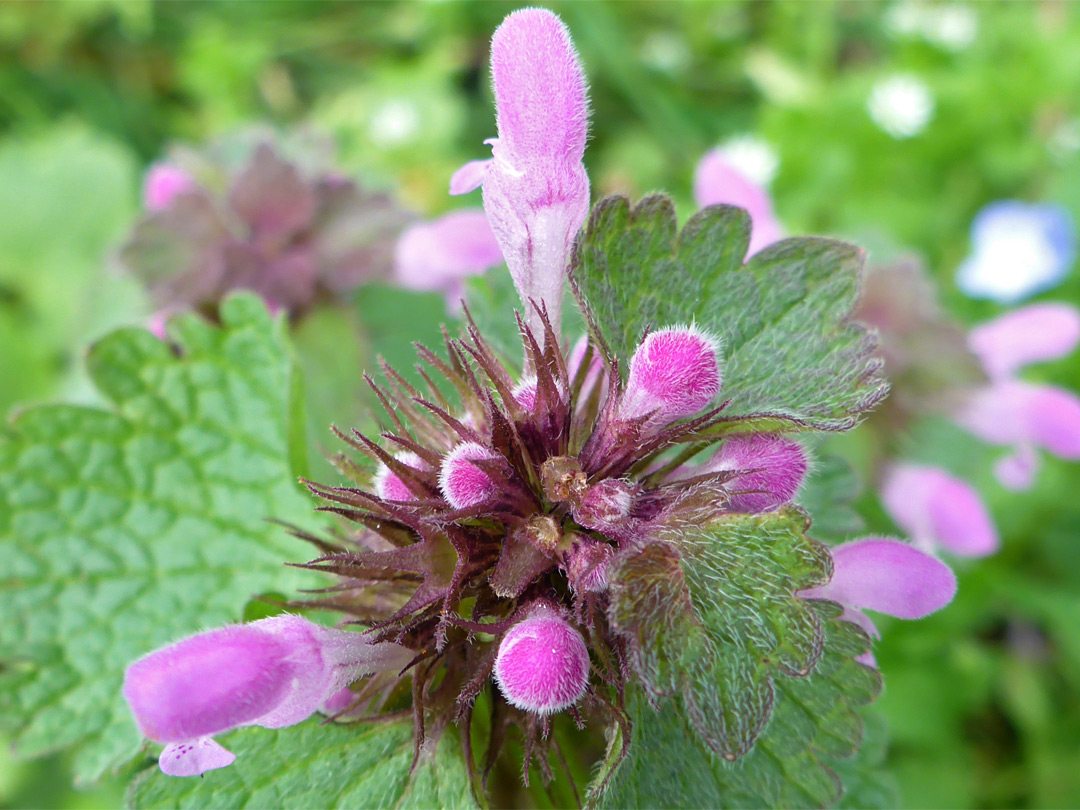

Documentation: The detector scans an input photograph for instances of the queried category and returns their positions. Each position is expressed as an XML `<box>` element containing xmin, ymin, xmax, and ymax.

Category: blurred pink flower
<box><xmin>957</xmin><ymin>303</ymin><xmax>1080</xmax><ymax>489</ymax></box>
<box><xmin>693</xmin><ymin>150</ymin><xmax>782</xmax><ymax>256</ymax></box>
<box><xmin>881</xmin><ymin>463</ymin><xmax>998</xmax><ymax>557</ymax></box>
<box><xmin>394</xmin><ymin>209</ymin><xmax>503</xmax><ymax>310</ymax></box>
<box><xmin>143</xmin><ymin>163</ymin><xmax>197</xmax><ymax>211</ymax></box>
<box><xmin>800</xmin><ymin>538</ymin><xmax>956</xmax><ymax>665</ymax></box>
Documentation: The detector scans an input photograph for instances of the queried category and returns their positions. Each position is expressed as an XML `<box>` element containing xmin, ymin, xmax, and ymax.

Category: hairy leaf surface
<box><xmin>0</xmin><ymin>296</ymin><xmax>322</xmax><ymax>783</ymax></box>
<box><xmin>607</xmin><ymin>508</ymin><xmax>834</xmax><ymax>760</ymax></box>
<box><xmin>129</xmin><ymin>720</ymin><xmax>478</xmax><ymax>810</ymax></box>
<box><xmin>570</xmin><ymin>196</ymin><xmax>887</xmax><ymax>431</ymax></box>
<box><xmin>594</xmin><ymin>602</ymin><xmax>882</xmax><ymax>809</ymax></box>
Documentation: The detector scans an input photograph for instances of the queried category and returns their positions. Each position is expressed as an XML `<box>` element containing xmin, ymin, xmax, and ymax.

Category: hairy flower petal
<box><xmin>158</xmin><ymin>738</ymin><xmax>236</xmax><ymax>778</ymax></box>
<box><xmin>123</xmin><ymin>615</ymin><xmax>412</xmax><ymax>775</ymax></box>
<box><xmin>802</xmin><ymin>538</ymin><xmax>956</xmax><ymax>620</ymax></box>
<box><xmin>957</xmin><ymin>380</ymin><xmax>1080</xmax><ymax>458</ymax></box>
<box><xmin>619</xmin><ymin>325</ymin><xmax>722</xmax><ymax>425</ymax></box>
<box><xmin>479</xmin><ymin>8</ymin><xmax>590</xmax><ymax>337</ymax></box>
<box><xmin>699</xmin><ymin>434</ymin><xmax>807</xmax><ymax>513</ymax></box>
<box><xmin>439</xmin><ymin>442</ymin><xmax>502</xmax><ymax>509</ymax></box>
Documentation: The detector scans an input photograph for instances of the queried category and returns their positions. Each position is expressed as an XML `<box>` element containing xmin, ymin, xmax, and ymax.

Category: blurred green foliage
<box><xmin>2</xmin><ymin>2</ymin><xmax>1080</xmax><ymax>808</ymax></box>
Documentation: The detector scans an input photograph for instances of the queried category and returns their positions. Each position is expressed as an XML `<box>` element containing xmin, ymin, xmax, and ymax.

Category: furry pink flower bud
<box><xmin>699</xmin><ymin>434</ymin><xmax>807</xmax><ymax>513</ymax></box>
<box><xmin>143</xmin><ymin>163</ymin><xmax>197</xmax><ymax>211</ymax></box>
<box><xmin>513</xmin><ymin>376</ymin><xmax>539</xmax><ymax>411</ymax></box>
<box><xmin>439</xmin><ymin>442</ymin><xmax>502</xmax><ymax>509</ymax></box>
<box><xmin>572</xmin><ymin>479</ymin><xmax>634</xmax><ymax>532</ymax></box>
<box><xmin>123</xmin><ymin>615</ymin><xmax>411</xmax><ymax>776</ymax></box>
<box><xmin>374</xmin><ymin>451</ymin><xmax>426</xmax><ymax>502</ymax></box>
<box><xmin>619</xmin><ymin>325</ymin><xmax>722</xmax><ymax>425</ymax></box>
<box><xmin>454</xmin><ymin>8</ymin><xmax>591</xmax><ymax>338</ymax></box>
<box><xmin>494</xmin><ymin>606</ymin><xmax>590</xmax><ymax>714</ymax></box>
<box><xmin>564</xmin><ymin>539</ymin><xmax>615</xmax><ymax>593</ymax></box>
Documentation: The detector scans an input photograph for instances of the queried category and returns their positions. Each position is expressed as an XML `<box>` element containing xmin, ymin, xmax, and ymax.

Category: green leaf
<box><xmin>593</xmin><ymin>602</ymin><xmax>882</xmax><ymax>809</ymax></box>
<box><xmin>0</xmin><ymin>295</ymin><xmax>322</xmax><ymax>783</ymax></box>
<box><xmin>607</xmin><ymin>508</ymin><xmax>833</xmax><ymax>760</ymax></box>
<box><xmin>797</xmin><ymin>454</ymin><xmax>865</xmax><ymax>542</ymax></box>
<box><xmin>569</xmin><ymin>196</ymin><xmax>887</xmax><ymax>431</ymax></box>
<box><xmin>129</xmin><ymin>719</ymin><xmax>479</xmax><ymax>810</ymax></box>
<box><xmin>833</xmin><ymin>709</ymin><xmax>899</xmax><ymax>810</ymax></box>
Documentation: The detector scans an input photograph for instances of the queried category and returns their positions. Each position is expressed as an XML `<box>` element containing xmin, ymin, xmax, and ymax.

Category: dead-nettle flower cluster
<box><xmin>122</xmin><ymin>8</ymin><xmax>956</xmax><ymax>781</ymax></box>
<box><xmin>118</xmin><ymin>134</ymin><xmax>411</xmax><ymax>327</ymax></box>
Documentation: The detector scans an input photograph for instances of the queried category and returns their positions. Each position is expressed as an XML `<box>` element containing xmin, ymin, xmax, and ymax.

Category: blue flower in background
<box><xmin>956</xmin><ymin>200</ymin><xmax>1076</xmax><ymax>302</ymax></box>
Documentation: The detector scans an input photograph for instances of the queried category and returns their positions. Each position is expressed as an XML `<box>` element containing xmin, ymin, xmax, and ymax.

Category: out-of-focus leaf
<box><xmin>0</xmin><ymin>296</ymin><xmax>322</xmax><ymax>783</ymax></box>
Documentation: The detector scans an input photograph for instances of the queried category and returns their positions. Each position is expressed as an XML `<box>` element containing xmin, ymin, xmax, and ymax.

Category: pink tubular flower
<box><xmin>494</xmin><ymin>606</ymin><xmax>590</xmax><ymax>714</ymax></box>
<box><xmin>800</xmin><ymin>538</ymin><xmax>957</xmax><ymax>666</ymax></box>
<box><xmin>968</xmin><ymin>303</ymin><xmax>1080</xmax><ymax>380</ymax></box>
<box><xmin>143</xmin><ymin>163</ymin><xmax>197</xmax><ymax>211</ymax></box>
<box><xmin>439</xmin><ymin>442</ymin><xmax>502</xmax><ymax>509</ymax></box>
<box><xmin>694</xmin><ymin>433</ymin><xmax>808</xmax><ymax>513</ymax></box>
<box><xmin>122</xmin><ymin>615</ymin><xmax>412</xmax><ymax>776</ymax></box>
<box><xmin>393</xmin><ymin>209</ymin><xmax>504</xmax><ymax>310</ymax></box>
<box><xmin>956</xmin><ymin>303</ymin><xmax>1080</xmax><ymax>490</ymax></box>
<box><xmin>618</xmin><ymin>325</ymin><xmax>722</xmax><ymax>427</ymax></box>
<box><xmin>450</xmin><ymin>8</ymin><xmax>590</xmax><ymax>338</ymax></box>
<box><xmin>956</xmin><ymin>380</ymin><xmax>1080</xmax><ymax>489</ymax></box>
<box><xmin>693</xmin><ymin>150</ymin><xmax>782</xmax><ymax>257</ymax></box>
<box><xmin>881</xmin><ymin>463</ymin><xmax>998</xmax><ymax>558</ymax></box>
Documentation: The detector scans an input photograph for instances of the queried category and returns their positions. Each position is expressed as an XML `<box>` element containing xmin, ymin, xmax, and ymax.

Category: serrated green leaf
<box><xmin>0</xmin><ymin>295</ymin><xmax>322</xmax><ymax>783</ymax></box>
<box><xmin>128</xmin><ymin>719</ymin><xmax>479</xmax><ymax>810</ymax></box>
<box><xmin>798</xmin><ymin>455</ymin><xmax>865</xmax><ymax>542</ymax></box>
<box><xmin>569</xmin><ymin>196</ymin><xmax>887</xmax><ymax>431</ymax></box>
<box><xmin>833</xmin><ymin>709</ymin><xmax>900</xmax><ymax>810</ymax></box>
<box><xmin>607</xmin><ymin>508</ymin><xmax>834</xmax><ymax>760</ymax></box>
<box><xmin>593</xmin><ymin>603</ymin><xmax>882</xmax><ymax>809</ymax></box>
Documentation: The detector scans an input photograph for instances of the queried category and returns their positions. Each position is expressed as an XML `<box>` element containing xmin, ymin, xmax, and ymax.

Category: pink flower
<box><xmin>439</xmin><ymin>442</ymin><xmax>502</xmax><ymax>509</ymax></box>
<box><xmin>494</xmin><ymin>605</ymin><xmax>590</xmax><ymax>714</ymax></box>
<box><xmin>122</xmin><ymin>615</ymin><xmax>411</xmax><ymax>776</ymax></box>
<box><xmin>694</xmin><ymin>434</ymin><xmax>808</xmax><ymax>514</ymax></box>
<box><xmin>881</xmin><ymin>463</ymin><xmax>998</xmax><ymax>557</ymax></box>
<box><xmin>393</xmin><ymin>209</ymin><xmax>503</xmax><ymax>310</ymax></box>
<box><xmin>143</xmin><ymin>163</ymin><xmax>197</xmax><ymax>211</ymax></box>
<box><xmin>693</xmin><ymin>150</ymin><xmax>782</xmax><ymax>257</ymax></box>
<box><xmin>968</xmin><ymin>303</ymin><xmax>1080</xmax><ymax>380</ymax></box>
<box><xmin>800</xmin><ymin>538</ymin><xmax>957</xmax><ymax>665</ymax></box>
<box><xmin>450</xmin><ymin>8</ymin><xmax>590</xmax><ymax>338</ymax></box>
<box><xmin>374</xmin><ymin>451</ymin><xmax>428</xmax><ymax>502</ymax></box>
<box><xmin>618</xmin><ymin>325</ymin><xmax>722</xmax><ymax>427</ymax></box>
<box><xmin>957</xmin><ymin>303</ymin><xmax>1080</xmax><ymax>489</ymax></box>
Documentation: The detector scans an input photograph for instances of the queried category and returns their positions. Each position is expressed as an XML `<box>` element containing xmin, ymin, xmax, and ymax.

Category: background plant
<box><xmin>2</xmin><ymin>3</ymin><xmax>1080</xmax><ymax>808</ymax></box>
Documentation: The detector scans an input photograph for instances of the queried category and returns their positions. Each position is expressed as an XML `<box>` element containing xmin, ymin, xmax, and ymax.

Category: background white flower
<box><xmin>714</xmin><ymin>134</ymin><xmax>779</xmax><ymax>186</ymax></box>
<box><xmin>868</xmin><ymin>74</ymin><xmax>935</xmax><ymax>139</ymax></box>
